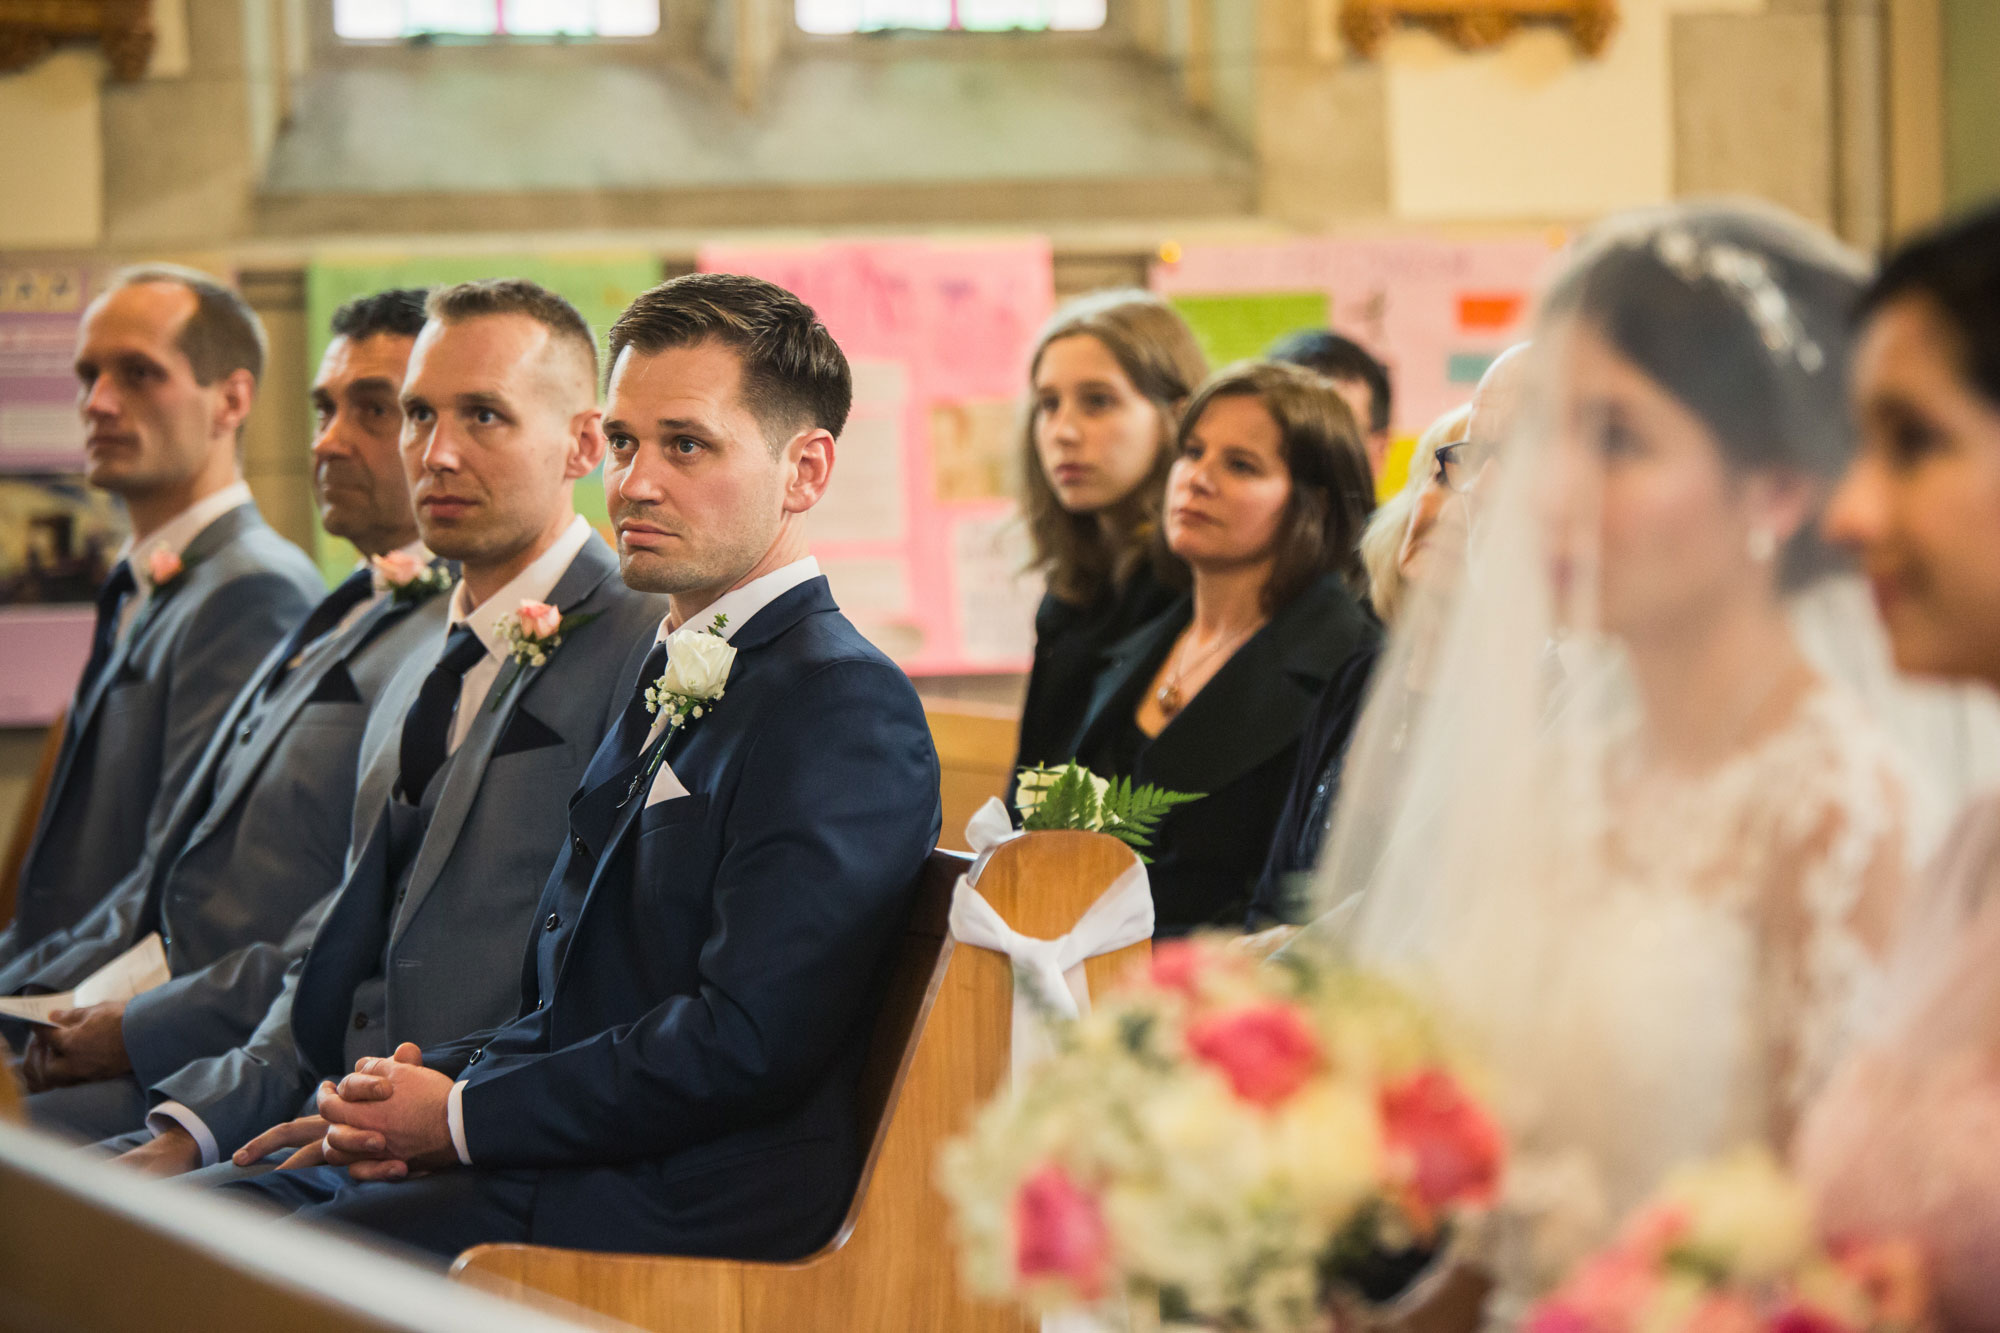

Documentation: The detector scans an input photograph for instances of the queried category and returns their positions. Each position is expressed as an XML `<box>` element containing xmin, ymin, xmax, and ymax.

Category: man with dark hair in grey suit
<box><xmin>110</xmin><ymin>278</ymin><xmax>667</xmax><ymax>1177</ymax></box>
<box><xmin>2</xmin><ymin>265</ymin><xmax>324</xmax><ymax>965</ymax></box>
<box><xmin>4</xmin><ymin>289</ymin><xmax>455</xmax><ymax>1143</ymax></box>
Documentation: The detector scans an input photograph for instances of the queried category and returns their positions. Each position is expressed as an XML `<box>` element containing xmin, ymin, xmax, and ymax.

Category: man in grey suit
<box><xmin>6</xmin><ymin>290</ymin><xmax>453</xmax><ymax>1142</ymax></box>
<box><xmin>110</xmin><ymin>278</ymin><xmax>666</xmax><ymax>1176</ymax></box>
<box><xmin>3</xmin><ymin>267</ymin><xmax>325</xmax><ymax>964</ymax></box>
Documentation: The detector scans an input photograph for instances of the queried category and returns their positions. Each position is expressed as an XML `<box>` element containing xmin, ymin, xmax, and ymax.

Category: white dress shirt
<box><xmin>147</xmin><ymin>519</ymin><xmax>595</xmax><ymax>1167</ymax></box>
<box><xmin>116</xmin><ymin>480</ymin><xmax>254</xmax><ymax>640</ymax></box>
<box><xmin>442</xmin><ymin>554</ymin><xmax>824</xmax><ymax>1167</ymax></box>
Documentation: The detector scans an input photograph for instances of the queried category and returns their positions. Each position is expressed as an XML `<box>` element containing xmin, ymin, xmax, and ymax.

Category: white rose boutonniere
<box><xmin>645</xmin><ymin>614</ymin><xmax>735</xmax><ymax>731</ymax></box>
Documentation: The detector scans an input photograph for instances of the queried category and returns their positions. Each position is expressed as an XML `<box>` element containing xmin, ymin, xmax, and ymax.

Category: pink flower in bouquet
<box><xmin>372</xmin><ymin>549</ymin><xmax>426</xmax><ymax>586</ymax></box>
<box><xmin>1380</xmin><ymin>1068</ymin><xmax>1505</xmax><ymax>1228</ymax></box>
<box><xmin>1149</xmin><ymin>938</ymin><xmax>1206</xmax><ymax>997</ymax></box>
<box><xmin>1014</xmin><ymin>1163</ymin><xmax>1109</xmax><ymax>1300</ymax></box>
<box><xmin>1833</xmin><ymin>1240</ymin><xmax>1930</xmax><ymax>1328</ymax></box>
<box><xmin>1185</xmin><ymin>1001</ymin><xmax>1321</xmax><ymax>1108</ymax></box>
<box><xmin>1770</xmin><ymin>1304</ymin><xmax>1859</xmax><ymax>1333</ymax></box>
<box><xmin>517</xmin><ymin>600</ymin><xmax>562</xmax><ymax>640</ymax></box>
<box><xmin>145</xmin><ymin>548</ymin><xmax>184</xmax><ymax>587</ymax></box>
<box><xmin>1621</xmin><ymin>1202</ymin><xmax>1694</xmax><ymax>1262</ymax></box>
<box><xmin>1689</xmin><ymin>1294</ymin><xmax>1770</xmax><ymax>1333</ymax></box>
<box><xmin>1531</xmin><ymin>1250</ymin><xmax>1664</xmax><ymax>1333</ymax></box>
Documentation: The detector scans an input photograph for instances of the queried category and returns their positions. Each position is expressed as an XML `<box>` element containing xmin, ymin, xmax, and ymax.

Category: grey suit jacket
<box><xmin>149</xmin><ymin>536</ymin><xmax>667</xmax><ymax>1156</ymax></box>
<box><xmin>3</xmin><ymin>503</ymin><xmax>323</xmax><ymax>963</ymax></box>
<box><xmin>0</xmin><ymin>582</ymin><xmax>452</xmax><ymax>1084</ymax></box>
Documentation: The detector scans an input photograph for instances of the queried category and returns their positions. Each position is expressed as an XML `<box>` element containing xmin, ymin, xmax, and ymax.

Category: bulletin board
<box><xmin>0</xmin><ymin>257</ymin><xmax>116</xmax><ymax>725</ymax></box>
<box><xmin>1151</xmin><ymin>234</ymin><xmax>1565</xmax><ymax>495</ymax></box>
<box><xmin>698</xmin><ymin>238</ymin><xmax>1055</xmax><ymax>676</ymax></box>
<box><xmin>304</xmin><ymin>250</ymin><xmax>663</xmax><ymax>583</ymax></box>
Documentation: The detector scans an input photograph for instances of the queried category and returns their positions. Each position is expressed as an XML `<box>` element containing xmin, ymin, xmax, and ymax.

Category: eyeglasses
<box><xmin>1432</xmin><ymin>440</ymin><xmax>1480</xmax><ymax>493</ymax></box>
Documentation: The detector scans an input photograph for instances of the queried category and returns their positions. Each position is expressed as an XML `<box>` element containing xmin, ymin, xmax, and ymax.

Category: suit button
<box><xmin>468</xmin><ymin>1048</ymin><xmax>483</xmax><ymax>1065</ymax></box>
<box><xmin>571</xmin><ymin>834</ymin><xmax>587</xmax><ymax>857</ymax></box>
<box><xmin>543</xmin><ymin>913</ymin><xmax>560</xmax><ymax>932</ymax></box>
<box><xmin>238</xmin><ymin>721</ymin><xmax>256</xmax><ymax>745</ymax></box>
<box><xmin>352</xmin><ymin>1013</ymin><xmax>368</xmax><ymax>1030</ymax></box>
<box><xmin>532</xmin><ymin>998</ymin><xmax>543</xmax><ymax>1011</ymax></box>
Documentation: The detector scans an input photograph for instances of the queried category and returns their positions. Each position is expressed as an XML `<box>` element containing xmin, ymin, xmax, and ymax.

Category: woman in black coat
<box><xmin>1065</xmin><ymin>361</ymin><xmax>1380</xmax><ymax>936</ymax></box>
<box><xmin>1013</xmin><ymin>292</ymin><xmax>1209</xmax><ymax>786</ymax></box>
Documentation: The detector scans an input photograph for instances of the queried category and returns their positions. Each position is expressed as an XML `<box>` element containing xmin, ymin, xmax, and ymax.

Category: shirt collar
<box><xmin>123</xmin><ymin>480</ymin><xmax>254</xmax><ymax>594</ymax></box>
<box><xmin>654</xmin><ymin>556</ymin><xmax>821</xmax><ymax>648</ymax></box>
<box><xmin>450</xmin><ymin>514</ymin><xmax>595</xmax><ymax>663</ymax></box>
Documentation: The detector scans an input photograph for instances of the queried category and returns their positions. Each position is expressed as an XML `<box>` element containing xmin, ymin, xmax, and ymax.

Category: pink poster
<box><xmin>698</xmin><ymin>238</ymin><xmax>1054</xmax><ymax>675</ymax></box>
<box><xmin>1151</xmin><ymin>233</ymin><xmax>1566</xmax><ymax>438</ymax></box>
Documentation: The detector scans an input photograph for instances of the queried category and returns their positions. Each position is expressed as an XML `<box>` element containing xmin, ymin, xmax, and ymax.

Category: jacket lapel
<box><xmin>388</xmin><ymin>540</ymin><xmax>618</xmax><ymax>945</ymax></box>
<box><xmin>189</xmin><ymin>594</ymin><xmax>410</xmax><ymax>848</ymax></box>
<box><xmin>1065</xmin><ymin>596</ymin><xmax>1190</xmax><ymax>772</ymax></box>
<box><xmin>575</xmin><ymin>578</ymin><xmax>834</xmax><ymax>918</ymax></box>
<box><xmin>1138</xmin><ymin>576</ymin><xmax>1376</xmax><ymax>796</ymax></box>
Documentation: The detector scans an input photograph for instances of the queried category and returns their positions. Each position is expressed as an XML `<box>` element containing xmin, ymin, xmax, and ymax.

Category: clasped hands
<box><xmin>20</xmin><ymin>999</ymin><xmax>132</xmax><ymax>1091</ymax></box>
<box><xmin>234</xmin><ymin>1042</ymin><xmax>457</xmax><ymax>1181</ymax></box>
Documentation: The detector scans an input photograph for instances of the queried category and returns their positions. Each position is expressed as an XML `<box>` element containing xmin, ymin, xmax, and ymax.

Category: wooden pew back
<box><xmin>924</xmin><ymin>702</ymin><xmax>1019</xmax><ymax>852</ymax></box>
<box><xmin>0</xmin><ymin>707</ymin><xmax>67</xmax><ymax>930</ymax></box>
<box><xmin>454</xmin><ymin>831</ymin><xmax>1147</xmax><ymax>1333</ymax></box>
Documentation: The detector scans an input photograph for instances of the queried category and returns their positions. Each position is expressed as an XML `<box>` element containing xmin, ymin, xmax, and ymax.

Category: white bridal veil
<box><xmin>1303</xmin><ymin>200</ymin><xmax>2000</xmax><ymax>1294</ymax></box>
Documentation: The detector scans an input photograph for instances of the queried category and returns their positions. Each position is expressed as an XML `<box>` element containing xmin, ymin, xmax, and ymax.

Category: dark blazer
<box><xmin>1246</xmin><ymin>641</ymin><xmax>1382</xmax><ymax>929</ymax></box>
<box><xmin>0</xmin><ymin>579</ymin><xmax>452</xmax><ymax>1082</ymax></box>
<box><xmin>1013</xmin><ymin>566</ymin><xmax>1180</xmax><ymax>787</ymax></box>
<box><xmin>4</xmin><ymin>503</ymin><xmax>323</xmax><ymax>962</ymax></box>
<box><xmin>423</xmin><ymin>577</ymin><xmax>941</xmax><ymax>1260</ymax></box>
<box><xmin>149</xmin><ymin>538</ymin><xmax>668</xmax><ymax>1156</ymax></box>
<box><xmin>1067</xmin><ymin>572</ymin><xmax>1379</xmax><ymax>937</ymax></box>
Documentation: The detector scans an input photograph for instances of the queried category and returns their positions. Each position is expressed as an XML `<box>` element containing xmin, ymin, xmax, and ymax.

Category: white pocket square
<box><xmin>645</xmin><ymin>761</ymin><xmax>690</xmax><ymax>808</ymax></box>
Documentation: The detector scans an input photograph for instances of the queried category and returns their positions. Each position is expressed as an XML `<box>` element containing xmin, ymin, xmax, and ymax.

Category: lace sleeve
<box><xmin>1760</xmin><ymin>700</ymin><xmax>1910</xmax><ymax>1135</ymax></box>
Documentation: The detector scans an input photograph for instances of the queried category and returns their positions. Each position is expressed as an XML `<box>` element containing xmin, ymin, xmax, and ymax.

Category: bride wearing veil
<box><xmin>1310</xmin><ymin>202</ymin><xmax>1928</xmax><ymax>1297</ymax></box>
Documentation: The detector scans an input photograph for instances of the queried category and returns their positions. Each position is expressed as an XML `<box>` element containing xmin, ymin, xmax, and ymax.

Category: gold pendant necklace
<box><xmin>1154</xmin><ymin>620</ymin><xmax>1260</xmax><ymax>718</ymax></box>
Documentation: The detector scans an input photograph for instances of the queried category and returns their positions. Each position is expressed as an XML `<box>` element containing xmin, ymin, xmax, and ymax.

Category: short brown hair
<box><xmin>1022</xmin><ymin>291</ymin><xmax>1209</xmax><ymax>606</ymax></box>
<box><xmin>1170</xmin><ymin>360</ymin><xmax>1377</xmax><ymax>613</ymax></box>
<box><xmin>425</xmin><ymin>278</ymin><xmax>599</xmax><ymax>386</ymax></box>
<box><xmin>607</xmin><ymin>273</ymin><xmax>852</xmax><ymax>448</ymax></box>
<box><xmin>106</xmin><ymin>264</ymin><xmax>266</xmax><ymax>386</ymax></box>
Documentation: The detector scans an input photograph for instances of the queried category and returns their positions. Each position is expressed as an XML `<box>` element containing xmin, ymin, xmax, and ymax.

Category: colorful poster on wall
<box><xmin>697</xmin><ymin>238</ymin><xmax>1054</xmax><ymax>675</ymax></box>
<box><xmin>1152</xmin><ymin>234</ymin><xmax>1564</xmax><ymax>494</ymax></box>
<box><xmin>304</xmin><ymin>251</ymin><xmax>662</xmax><ymax>581</ymax></box>
<box><xmin>0</xmin><ymin>257</ymin><xmax>115</xmax><ymax>725</ymax></box>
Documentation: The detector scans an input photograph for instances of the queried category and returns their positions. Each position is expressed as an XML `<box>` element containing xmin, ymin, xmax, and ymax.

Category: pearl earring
<box><xmin>1748</xmin><ymin>527</ymin><xmax>1778</xmax><ymax>563</ymax></box>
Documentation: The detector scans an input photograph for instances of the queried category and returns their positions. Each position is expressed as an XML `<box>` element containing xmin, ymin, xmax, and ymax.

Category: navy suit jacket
<box><xmin>426</xmin><ymin>577</ymin><xmax>941</xmax><ymax>1259</ymax></box>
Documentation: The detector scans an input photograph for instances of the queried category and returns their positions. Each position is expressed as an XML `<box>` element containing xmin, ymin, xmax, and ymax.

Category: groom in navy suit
<box><xmin>225</xmin><ymin>273</ymin><xmax>942</xmax><ymax>1263</ymax></box>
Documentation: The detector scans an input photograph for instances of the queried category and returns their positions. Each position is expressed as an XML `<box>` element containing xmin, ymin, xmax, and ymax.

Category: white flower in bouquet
<box><xmin>1656</xmin><ymin>1148</ymin><xmax>1816</xmax><ymax>1282</ymax></box>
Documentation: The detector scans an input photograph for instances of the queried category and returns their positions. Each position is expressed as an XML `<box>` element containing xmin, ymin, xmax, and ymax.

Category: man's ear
<box><xmin>213</xmin><ymin>368</ymin><xmax>256</xmax><ymax>442</ymax></box>
<box><xmin>783</xmin><ymin>427</ymin><xmax>835</xmax><ymax>515</ymax></box>
<box><xmin>565</xmin><ymin>406</ymin><xmax>607</xmax><ymax>482</ymax></box>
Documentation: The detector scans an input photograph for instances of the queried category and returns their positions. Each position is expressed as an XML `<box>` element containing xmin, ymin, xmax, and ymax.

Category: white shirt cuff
<box><xmin>146</xmin><ymin>1101</ymin><xmax>220</xmax><ymax>1169</ymax></box>
<box><xmin>446</xmin><ymin>1079</ymin><xmax>472</xmax><ymax>1165</ymax></box>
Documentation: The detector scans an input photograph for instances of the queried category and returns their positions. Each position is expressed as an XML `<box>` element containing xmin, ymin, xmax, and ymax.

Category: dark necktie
<box><xmin>78</xmin><ymin>560</ymin><xmax>137</xmax><ymax>702</ymax></box>
<box><xmin>267</xmin><ymin>568</ymin><xmax>377</xmax><ymax>693</ymax></box>
<box><xmin>396</xmin><ymin>624</ymin><xmax>487</xmax><ymax>803</ymax></box>
<box><xmin>608</xmin><ymin>641</ymin><xmax>668</xmax><ymax>806</ymax></box>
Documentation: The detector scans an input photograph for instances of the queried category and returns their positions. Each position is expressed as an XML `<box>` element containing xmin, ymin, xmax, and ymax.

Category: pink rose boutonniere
<box><xmin>491</xmin><ymin>598</ymin><xmax>599</xmax><ymax>710</ymax></box>
<box><xmin>370</xmin><ymin>550</ymin><xmax>451</xmax><ymax>604</ymax></box>
<box><xmin>145</xmin><ymin>548</ymin><xmax>185</xmax><ymax>589</ymax></box>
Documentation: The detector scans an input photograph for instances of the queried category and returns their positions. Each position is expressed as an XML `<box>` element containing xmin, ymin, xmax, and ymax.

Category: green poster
<box><xmin>303</xmin><ymin>251</ymin><xmax>661</xmax><ymax>581</ymax></box>
<box><xmin>1167</xmin><ymin>291</ymin><xmax>1331</xmax><ymax>369</ymax></box>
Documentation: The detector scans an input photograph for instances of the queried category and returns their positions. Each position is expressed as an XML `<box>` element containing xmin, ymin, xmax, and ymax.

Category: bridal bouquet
<box><xmin>940</xmin><ymin>935</ymin><xmax>1505</xmax><ymax>1332</ymax></box>
<box><xmin>1525</xmin><ymin>1149</ymin><xmax>1930</xmax><ymax>1333</ymax></box>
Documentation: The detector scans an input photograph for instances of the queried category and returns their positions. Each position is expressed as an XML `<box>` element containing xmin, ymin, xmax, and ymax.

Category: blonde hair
<box><xmin>1021</xmin><ymin>291</ymin><xmax>1209</xmax><ymax>606</ymax></box>
<box><xmin>1361</xmin><ymin>402</ymin><xmax>1471</xmax><ymax>624</ymax></box>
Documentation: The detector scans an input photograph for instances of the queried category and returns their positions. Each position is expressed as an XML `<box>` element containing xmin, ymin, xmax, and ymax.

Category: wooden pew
<box><xmin>0</xmin><ymin>707</ymin><xmax>66</xmax><ymax>930</ymax></box>
<box><xmin>454</xmin><ymin>832</ymin><xmax>1148</xmax><ymax>1332</ymax></box>
<box><xmin>924</xmin><ymin>701</ymin><xmax>1020</xmax><ymax>851</ymax></box>
<box><xmin>0</xmin><ymin>1116</ymin><xmax>624</xmax><ymax>1333</ymax></box>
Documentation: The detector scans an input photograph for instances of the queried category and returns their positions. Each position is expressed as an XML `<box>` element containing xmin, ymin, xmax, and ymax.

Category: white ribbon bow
<box><xmin>946</xmin><ymin>797</ymin><xmax>1154</xmax><ymax>1083</ymax></box>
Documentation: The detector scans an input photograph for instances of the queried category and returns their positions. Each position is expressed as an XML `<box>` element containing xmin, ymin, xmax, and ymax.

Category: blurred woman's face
<box><xmin>1032</xmin><ymin>334</ymin><xmax>1168</xmax><ymax>514</ymax></box>
<box><xmin>1543</xmin><ymin>322</ymin><xmax>1806</xmax><ymax>640</ymax></box>
<box><xmin>1165</xmin><ymin>393</ymin><xmax>1292</xmax><ymax>572</ymax></box>
<box><xmin>1826</xmin><ymin>295</ymin><xmax>2000</xmax><ymax>683</ymax></box>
